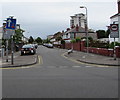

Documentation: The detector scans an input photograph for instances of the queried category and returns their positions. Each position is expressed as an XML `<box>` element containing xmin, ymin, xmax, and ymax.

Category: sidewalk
<box><xmin>64</xmin><ymin>50</ymin><xmax>120</xmax><ymax>66</ymax></box>
<box><xmin>0</xmin><ymin>51</ymin><xmax>38</xmax><ymax>68</ymax></box>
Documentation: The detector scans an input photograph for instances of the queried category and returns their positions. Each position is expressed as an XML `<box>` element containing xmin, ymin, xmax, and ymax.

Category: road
<box><xmin>2</xmin><ymin>45</ymin><xmax>118</xmax><ymax>98</ymax></box>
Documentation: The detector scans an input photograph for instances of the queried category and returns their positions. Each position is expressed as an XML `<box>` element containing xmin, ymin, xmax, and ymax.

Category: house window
<box><xmin>66</xmin><ymin>33</ymin><xmax>68</xmax><ymax>38</ymax></box>
<box><xmin>70</xmin><ymin>33</ymin><xmax>74</xmax><ymax>39</ymax></box>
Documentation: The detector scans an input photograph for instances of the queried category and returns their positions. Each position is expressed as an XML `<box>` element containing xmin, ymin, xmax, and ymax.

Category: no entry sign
<box><xmin>110</xmin><ymin>24</ymin><xmax>119</xmax><ymax>38</ymax></box>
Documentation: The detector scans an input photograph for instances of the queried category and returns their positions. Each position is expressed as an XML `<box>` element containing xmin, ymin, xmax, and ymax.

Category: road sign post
<box><xmin>11</xmin><ymin>35</ymin><xmax>14</xmax><ymax>65</ymax></box>
<box><xmin>6</xmin><ymin>40</ymin><xmax>8</xmax><ymax>62</ymax></box>
<box><xmin>110</xmin><ymin>24</ymin><xmax>119</xmax><ymax>60</ymax></box>
<box><xmin>5</xmin><ymin>16</ymin><xmax>16</xmax><ymax>65</ymax></box>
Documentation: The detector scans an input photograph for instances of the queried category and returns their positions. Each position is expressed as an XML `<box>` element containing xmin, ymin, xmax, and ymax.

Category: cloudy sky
<box><xmin>0</xmin><ymin>0</ymin><xmax>118</xmax><ymax>39</ymax></box>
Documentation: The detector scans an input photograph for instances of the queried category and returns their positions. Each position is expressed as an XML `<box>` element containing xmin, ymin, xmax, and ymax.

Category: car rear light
<box><xmin>21</xmin><ymin>48</ymin><xmax>24</xmax><ymax>51</ymax></box>
<box><xmin>29</xmin><ymin>48</ymin><xmax>33</xmax><ymax>50</ymax></box>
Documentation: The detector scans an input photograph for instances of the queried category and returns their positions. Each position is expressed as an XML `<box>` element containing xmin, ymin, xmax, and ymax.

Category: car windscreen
<box><xmin>22</xmin><ymin>45</ymin><xmax>33</xmax><ymax>48</ymax></box>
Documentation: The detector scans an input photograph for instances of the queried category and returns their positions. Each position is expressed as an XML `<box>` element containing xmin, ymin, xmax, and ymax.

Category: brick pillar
<box><xmin>81</xmin><ymin>41</ymin><xmax>85</xmax><ymax>51</ymax></box>
<box><xmin>116</xmin><ymin>47</ymin><xmax>120</xmax><ymax>58</ymax></box>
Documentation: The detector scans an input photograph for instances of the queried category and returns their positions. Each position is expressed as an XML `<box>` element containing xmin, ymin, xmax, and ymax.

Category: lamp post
<box><xmin>80</xmin><ymin>6</ymin><xmax>89</xmax><ymax>53</ymax></box>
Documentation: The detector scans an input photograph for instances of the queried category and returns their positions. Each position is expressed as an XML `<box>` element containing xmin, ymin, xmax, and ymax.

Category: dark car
<box><xmin>21</xmin><ymin>44</ymin><xmax>36</xmax><ymax>55</ymax></box>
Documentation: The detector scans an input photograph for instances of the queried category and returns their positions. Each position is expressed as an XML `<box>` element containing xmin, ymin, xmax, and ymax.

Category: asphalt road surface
<box><xmin>2</xmin><ymin>45</ymin><xmax>118</xmax><ymax>98</ymax></box>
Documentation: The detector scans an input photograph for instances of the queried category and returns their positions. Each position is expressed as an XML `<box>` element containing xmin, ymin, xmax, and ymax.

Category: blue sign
<box><xmin>6</xmin><ymin>18</ymin><xmax>16</xmax><ymax>30</ymax></box>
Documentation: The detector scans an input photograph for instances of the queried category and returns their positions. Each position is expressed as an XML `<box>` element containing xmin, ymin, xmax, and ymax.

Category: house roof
<box><xmin>110</xmin><ymin>13</ymin><xmax>119</xmax><ymax>19</ymax></box>
<box><xmin>65</xmin><ymin>26</ymin><xmax>85</xmax><ymax>34</ymax></box>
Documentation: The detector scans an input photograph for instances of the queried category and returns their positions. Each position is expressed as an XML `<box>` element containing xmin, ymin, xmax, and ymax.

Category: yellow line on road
<box><xmin>61</xmin><ymin>52</ymin><xmax>112</xmax><ymax>68</ymax></box>
<box><xmin>0</xmin><ymin>55</ymin><xmax>43</xmax><ymax>70</ymax></box>
<box><xmin>38</xmin><ymin>55</ymin><xmax>43</xmax><ymax>65</ymax></box>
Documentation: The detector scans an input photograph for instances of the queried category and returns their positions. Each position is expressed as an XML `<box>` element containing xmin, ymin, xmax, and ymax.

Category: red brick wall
<box><xmin>84</xmin><ymin>47</ymin><xmax>114</xmax><ymax>57</ymax></box>
<box><xmin>65</xmin><ymin>43</ymin><xmax>71</xmax><ymax>49</ymax></box>
<box><xmin>64</xmin><ymin>41</ymin><xmax>120</xmax><ymax>58</ymax></box>
<box><xmin>73</xmin><ymin>42</ymin><xmax>81</xmax><ymax>51</ymax></box>
<box><xmin>116</xmin><ymin>47</ymin><xmax>120</xmax><ymax>57</ymax></box>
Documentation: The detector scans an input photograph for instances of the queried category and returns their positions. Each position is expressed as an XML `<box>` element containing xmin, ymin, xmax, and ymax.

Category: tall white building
<box><xmin>70</xmin><ymin>13</ymin><xmax>86</xmax><ymax>28</ymax></box>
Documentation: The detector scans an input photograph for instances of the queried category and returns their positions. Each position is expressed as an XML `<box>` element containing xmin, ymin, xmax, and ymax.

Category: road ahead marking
<box><xmin>0</xmin><ymin>55</ymin><xmax>43</xmax><ymax>70</ymax></box>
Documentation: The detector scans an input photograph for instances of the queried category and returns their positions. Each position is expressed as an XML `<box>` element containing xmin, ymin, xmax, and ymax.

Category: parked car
<box><xmin>47</xmin><ymin>43</ymin><xmax>53</xmax><ymax>48</ymax></box>
<box><xmin>21</xmin><ymin>44</ymin><xmax>36</xmax><ymax>55</ymax></box>
<box><xmin>43</xmin><ymin>43</ymin><xmax>53</xmax><ymax>48</ymax></box>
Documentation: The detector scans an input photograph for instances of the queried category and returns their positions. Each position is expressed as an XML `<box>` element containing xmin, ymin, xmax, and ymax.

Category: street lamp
<box><xmin>80</xmin><ymin>6</ymin><xmax>89</xmax><ymax>53</ymax></box>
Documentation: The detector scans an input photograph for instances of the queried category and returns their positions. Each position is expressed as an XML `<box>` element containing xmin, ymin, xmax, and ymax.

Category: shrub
<box><xmin>109</xmin><ymin>42</ymin><xmax>120</xmax><ymax>48</ymax></box>
<box><xmin>75</xmin><ymin>37</ymin><xmax>81</xmax><ymax>42</ymax></box>
<box><xmin>61</xmin><ymin>40</ymin><xmax>65</xmax><ymax>44</ymax></box>
<box><xmin>71</xmin><ymin>39</ymin><xmax>76</xmax><ymax>43</ymax></box>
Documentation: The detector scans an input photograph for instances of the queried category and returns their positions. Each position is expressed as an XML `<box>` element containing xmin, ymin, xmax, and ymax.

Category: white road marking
<box><xmin>72</xmin><ymin>66</ymin><xmax>81</xmax><ymax>68</ymax></box>
<box><xmin>59</xmin><ymin>66</ymin><xmax>68</xmax><ymax>68</ymax></box>
<box><xmin>85</xmin><ymin>66</ymin><xmax>93</xmax><ymax>67</ymax></box>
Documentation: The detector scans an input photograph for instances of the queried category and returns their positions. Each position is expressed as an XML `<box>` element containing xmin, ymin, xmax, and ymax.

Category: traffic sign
<box><xmin>110</xmin><ymin>24</ymin><xmax>119</xmax><ymax>38</ymax></box>
<box><xmin>6</xmin><ymin>18</ymin><xmax>16</xmax><ymax>30</ymax></box>
<box><xmin>111</xmin><ymin>24</ymin><xmax>118</xmax><ymax>31</ymax></box>
<box><xmin>3</xmin><ymin>29</ymin><xmax>15</xmax><ymax>39</ymax></box>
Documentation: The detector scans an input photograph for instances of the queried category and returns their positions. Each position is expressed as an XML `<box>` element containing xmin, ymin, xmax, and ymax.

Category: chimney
<box><xmin>118</xmin><ymin>0</ymin><xmax>120</xmax><ymax>13</ymax></box>
<box><xmin>67</xmin><ymin>28</ymin><xmax>70</xmax><ymax>31</ymax></box>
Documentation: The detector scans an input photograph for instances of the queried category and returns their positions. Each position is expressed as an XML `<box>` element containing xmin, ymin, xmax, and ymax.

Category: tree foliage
<box><xmin>56</xmin><ymin>36</ymin><xmax>62</xmax><ymax>41</ymax></box>
<box><xmin>61</xmin><ymin>40</ymin><xmax>65</xmax><ymax>44</ymax></box>
<box><xmin>14</xmin><ymin>29</ymin><xmax>24</xmax><ymax>43</ymax></box>
<box><xmin>96</xmin><ymin>30</ymin><xmax>110</xmax><ymax>39</ymax></box>
<box><xmin>96</xmin><ymin>30</ymin><xmax>106</xmax><ymax>39</ymax></box>
<box><xmin>35</xmin><ymin>37</ymin><xmax>42</xmax><ymax>44</ymax></box>
<box><xmin>43</xmin><ymin>38</ymin><xmax>50</xmax><ymax>43</ymax></box>
<box><xmin>28</xmin><ymin>36</ymin><xmax>34</xmax><ymax>43</ymax></box>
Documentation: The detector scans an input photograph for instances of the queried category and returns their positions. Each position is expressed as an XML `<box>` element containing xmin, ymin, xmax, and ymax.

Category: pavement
<box><xmin>64</xmin><ymin>50</ymin><xmax>120</xmax><ymax>66</ymax></box>
<box><xmin>0</xmin><ymin>51</ymin><xmax>38</xmax><ymax>68</ymax></box>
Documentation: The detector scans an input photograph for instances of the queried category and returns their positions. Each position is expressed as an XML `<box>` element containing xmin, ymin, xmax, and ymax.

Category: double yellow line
<box><xmin>0</xmin><ymin>55</ymin><xmax>43</xmax><ymax>70</ymax></box>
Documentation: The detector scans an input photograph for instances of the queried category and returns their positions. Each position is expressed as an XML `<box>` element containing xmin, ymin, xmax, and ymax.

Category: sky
<box><xmin>0</xmin><ymin>0</ymin><xmax>118</xmax><ymax>39</ymax></box>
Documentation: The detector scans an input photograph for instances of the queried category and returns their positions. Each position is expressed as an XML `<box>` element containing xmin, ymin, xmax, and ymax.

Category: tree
<box><xmin>28</xmin><ymin>36</ymin><xmax>34</xmax><ymax>43</ymax></box>
<box><xmin>106</xmin><ymin>29</ymin><xmax>110</xmax><ymax>38</ymax></box>
<box><xmin>61</xmin><ymin>40</ymin><xmax>65</xmax><ymax>44</ymax></box>
<box><xmin>43</xmin><ymin>38</ymin><xmax>50</xmax><ymax>43</ymax></box>
<box><xmin>56</xmin><ymin>36</ymin><xmax>62</xmax><ymax>41</ymax></box>
<box><xmin>96</xmin><ymin>30</ymin><xmax>106</xmax><ymax>39</ymax></box>
<box><xmin>88</xmin><ymin>36</ymin><xmax>93</xmax><ymax>42</ymax></box>
<box><xmin>35</xmin><ymin>37</ymin><xmax>42</xmax><ymax>44</ymax></box>
<box><xmin>14</xmin><ymin>29</ymin><xmax>24</xmax><ymax>44</ymax></box>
